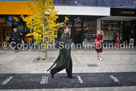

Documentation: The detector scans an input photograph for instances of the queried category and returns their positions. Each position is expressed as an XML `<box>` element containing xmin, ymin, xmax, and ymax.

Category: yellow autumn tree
<box><xmin>21</xmin><ymin>0</ymin><xmax>69</xmax><ymax>60</ymax></box>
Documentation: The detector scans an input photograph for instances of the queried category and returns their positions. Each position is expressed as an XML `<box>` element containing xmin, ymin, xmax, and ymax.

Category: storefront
<box><xmin>55</xmin><ymin>6</ymin><xmax>110</xmax><ymax>44</ymax></box>
<box><xmin>57</xmin><ymin>15</ymin><xmax>104</xmax><ymax>44</ymax></box>
<box><xmin>0</xmin><ymin>15</ymin><xmax>28</xmax><ymax>45</ymax></box>
<box><xmin>0</xmin><ymin>2</ymin><xmax>32</xmax><ymax>45</ymax></box>
<box><xmin>99</xmin><ymin>8</ymin><xmax>136</xmax><ymax>45</ymax></box>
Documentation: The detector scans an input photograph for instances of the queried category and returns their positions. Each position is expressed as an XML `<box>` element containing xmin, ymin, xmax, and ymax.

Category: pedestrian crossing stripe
<box><xmin>110</xmin><ymin>75</ymin><xmax>119</xmax><ymax>82</ymax></box>
<box><xmin>77</xmin><ymin>76</ymin><xmax>83</xmax><ymax>84</ymax></box>
<box><xmin>1</xmin><ymin>76</ymin><xmax>13</xmax><ymax>85</ymax></box>
<box><xmin>40</xmin><ymin>76</ymin><xmax>48</xmax><ymax>84</ymax></box>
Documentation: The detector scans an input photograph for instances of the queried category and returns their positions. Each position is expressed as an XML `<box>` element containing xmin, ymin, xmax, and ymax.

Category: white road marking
<box><xmin>1</xmin><ymin>76</ymin><xmax>13</xmax><ymax>85</ymax></box>
<box><xmin>40</xmin><ymin>76</ymin><xmax>48</xmax><ymax>84</ymax></box>
<box><xmin>77</xmin><ymin>76</ymin><xmax>83</xmax><ymax>84</ymax></box>
<box><xmin>110</xmin><ymin>75</ymin><xmax>119</xmax><ymax>82</ymax></box>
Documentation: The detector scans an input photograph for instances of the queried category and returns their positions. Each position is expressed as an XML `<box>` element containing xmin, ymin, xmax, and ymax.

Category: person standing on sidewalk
<box><xmin>47</xmin><ymin>26</ymin><xmax>73</xmax><ymax>79</ymax></box>
<box><xmin>115</xmin><ymin>32</ymin><xmax>120</xmax><ymax>46</ymax></box>
<box><xmin>11</xmin><ymin>28</ymin><xmax>20</xmax><ymax>53</ymax></box>
<box><xmin>94</xmin><ymin>30</ymin><xmax>104</xmax><ymax>61</ymax></box>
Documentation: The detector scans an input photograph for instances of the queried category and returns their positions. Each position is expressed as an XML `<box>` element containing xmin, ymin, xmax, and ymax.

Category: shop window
<box><xmin>102</xmin><ymin>20</ymin><xmax>121</xmax><ymax>41</ymax></box>
<box><xmin>84</xmin><ymin>20</ymin><xmax>96</xmax><ymax>42</ymax></box>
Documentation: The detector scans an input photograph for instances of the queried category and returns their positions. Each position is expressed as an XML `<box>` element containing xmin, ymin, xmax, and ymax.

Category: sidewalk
<box><xmin>0</xmin><ymin>47</ymin><xmax>136</xmax><ymax>91</ymax></box>
<box><xmin>0</xmin><ymin>48</ymin><xmax>136</xmax><ymax>73</ymax></box>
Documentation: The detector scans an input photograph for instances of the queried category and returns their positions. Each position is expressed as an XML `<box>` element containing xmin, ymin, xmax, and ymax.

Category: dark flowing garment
<box><xmin>47</xmin><ymin>33</ymin><xmax>72</xmax><ymax>73</ymax></box>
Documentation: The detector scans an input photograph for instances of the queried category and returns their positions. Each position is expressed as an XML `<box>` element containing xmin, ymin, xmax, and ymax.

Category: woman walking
<box><xmin>94</xmin><ymin>30</ymin><xmax>104</xmax><ymax>61</ymax></box>
<box><xmin>47</xmin><ymin>26</ymin><xmax>73</xmax><ymax>79</ymax></box>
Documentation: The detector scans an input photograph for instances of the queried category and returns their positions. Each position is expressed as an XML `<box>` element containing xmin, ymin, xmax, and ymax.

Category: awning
<box><xmin>55</xmin><ymin>6</ymin><xmax>110</xmax><ymax>16</ymax></box>
<box><xmin>0</xmin><ymin>2</ymin><xmax>31</xmax><ymax>15</ymax></box>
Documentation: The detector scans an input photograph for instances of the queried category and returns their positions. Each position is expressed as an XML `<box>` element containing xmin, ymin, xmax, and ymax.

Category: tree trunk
<box><xmin>43</xmin><ymin>25</ymin><xmax>47</xmax><ymax>60</ymax></box>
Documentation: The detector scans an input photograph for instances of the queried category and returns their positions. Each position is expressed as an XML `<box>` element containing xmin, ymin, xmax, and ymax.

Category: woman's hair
<box><xmin>98</xmin><ymin>30</ymin><xmax>104</xmax><ymax>35</ymax></box>
<box><xmin>62</xmin><ymin>25</ymin><xmax>68</xmax><ymax>32</ymax></box>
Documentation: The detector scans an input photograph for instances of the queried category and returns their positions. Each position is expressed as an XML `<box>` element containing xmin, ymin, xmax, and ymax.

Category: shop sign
<box><xmin>111</xmin><ymin>8</ymin><xmax>136</xmax><ymax>16</ymax></box>
<box><xmin>17</xmin><ymin>24</ymin><xmax>25</xmax><ymax>32</ymax></box>
<box><xmin>8</xmin><ymin>15</ymin><xmax>20</xmax><ymax>22</ymax></box>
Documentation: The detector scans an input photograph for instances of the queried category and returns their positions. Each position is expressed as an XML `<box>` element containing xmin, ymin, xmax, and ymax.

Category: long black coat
<box><xmin>55</xmin><ymin>33</ymin><xmax>72</xmax><ymax>69</ymax></box>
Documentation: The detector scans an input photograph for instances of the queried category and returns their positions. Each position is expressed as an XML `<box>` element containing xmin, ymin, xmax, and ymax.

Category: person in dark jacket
<box><xmin>94</xmin><ymin>30</ymin><xmax>104</xmax><ymax>61</ymax></box>
<box><xmin>11</xmin><ymin>28</ymin><xmax>20</xmax><ymax>52</ymax></box>
<box><xmin>48</xmin><ymin>26</ymin><xmax>73</xmax><ymax>79</ymax></box>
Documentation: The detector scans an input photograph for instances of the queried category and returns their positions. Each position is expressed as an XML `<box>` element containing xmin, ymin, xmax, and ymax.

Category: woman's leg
<box><xmin>99</xmin><ymin>52</ymin><xmax>103</xmax><ymax>60</ymax></box>
<box><xmin>97</xmin><ymin>52</ymin><xmax>99</xmax><ymax>57</ymax></box>
<box><xmin>50</xmin><ymin>66</ymin><xmax>64</xmax><ymax>78</ymax></box>
<box><xmin>99</xmin><ymin>52</ymin><xmax>102</xmax><ymax>57</ymax></box>
<box><xmin>97</xmin><ymin>52</ymin><xmax>100</xmax><ymax>59</ymax></box>
<box><xmin>66</xmin><ymin>58</ymin><xmax>73</xmax><ymax>78</ymax></box>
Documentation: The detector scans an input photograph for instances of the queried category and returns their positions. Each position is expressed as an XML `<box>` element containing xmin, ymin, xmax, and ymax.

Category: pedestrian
<box><xmin>94</xmin><ymin>30</ymin><xmax>104</xmax><ymax>61</ymax></box>
<box><xmin>47</xmin><ymin>25</ymin><xmax>73</xmax><ymax>79</ymax></box>
<box><xmin>19</xmin><ymin>32</ymin><xmax>24</xmax><ymax>50</ymax></box>
<box><xmin>115</xmin><ymin>32</ymin><xmax>120</xmax><ymax>46</ymax></box>
<box><xmin>11</xmin><ymin>28</ymin><xmax>20</xmax><ymax>53</ymax></box>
